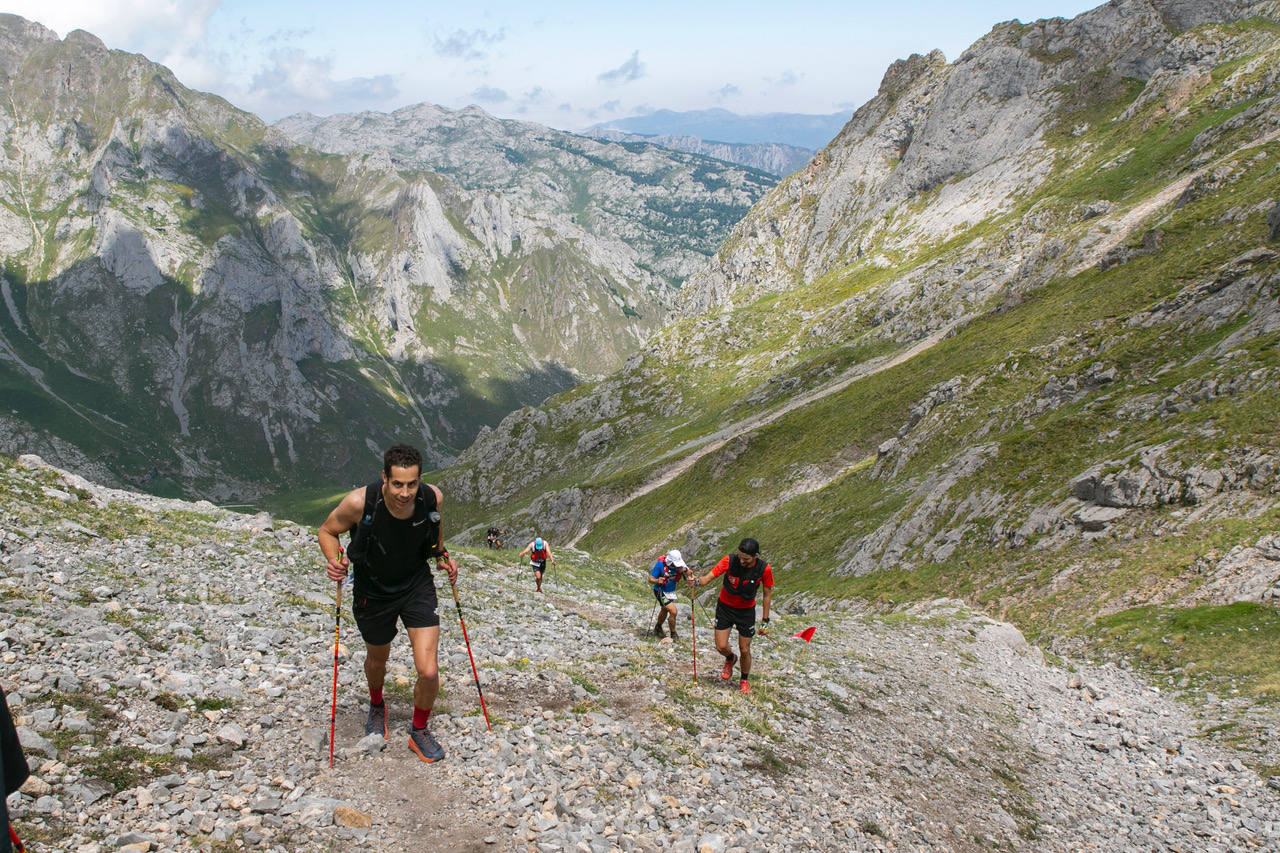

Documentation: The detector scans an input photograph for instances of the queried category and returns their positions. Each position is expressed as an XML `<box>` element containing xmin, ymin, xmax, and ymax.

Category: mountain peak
<box><xmin>875</xmin><ymin>49</ymin><xmax>947</xmax><ymax>101</ymax></box>
<box><xmin>63</xmin><ymin>28</ymin><xmax>108</xmax><ymax>53</ymax></box>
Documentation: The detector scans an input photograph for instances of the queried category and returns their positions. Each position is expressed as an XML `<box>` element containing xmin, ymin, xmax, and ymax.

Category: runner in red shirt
<box><xmin>517</xmin><ymin>536</ymin><xmax>557</xmax><ymax>592</ymax></box>
<box><xmin>691</xmin><ymin>538</ymin><xmax>773</xmax><ymax>694</ymax></box>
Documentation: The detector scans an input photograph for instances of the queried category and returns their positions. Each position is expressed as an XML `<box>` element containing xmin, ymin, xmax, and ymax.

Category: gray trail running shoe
<box><xmin>408</xmin><ymin>726</ymin><xmax>444</xmax><ymax>762</ymax></box>
<box><xmin>365</xmin><ymin>702</ymin><xmax>387</xmax><ymax>739</ymax></box>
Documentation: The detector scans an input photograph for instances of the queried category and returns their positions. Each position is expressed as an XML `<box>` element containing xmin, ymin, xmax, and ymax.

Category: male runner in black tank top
<box><xmin>318</xmin><ymin>444</ymin><xmax>460</xmax><ymax>763</ymax></box>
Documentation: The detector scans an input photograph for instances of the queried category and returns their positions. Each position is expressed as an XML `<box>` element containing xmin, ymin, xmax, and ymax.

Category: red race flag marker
<box><xmin>791</xmin><ymin>626</ymin><xmax>817</xmax><ymax>643</ymax></box>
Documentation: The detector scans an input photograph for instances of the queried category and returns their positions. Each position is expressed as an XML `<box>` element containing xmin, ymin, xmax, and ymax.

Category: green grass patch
<box><xmin>654</xmin><ymin>707</ymin><xmax>699</xmax><ymax>735</ymax></box>
<box><xmin>744</xmin><ymin>744</ymin><xmax>791</xmax><ymax>777</ymax></box>
<box><xmin>79</xmin><ymin>745</ymin><xmax>180</xmax><ymax>792</ymax></box>
<box><xmin>1095</xmin><ymin>602</ymin><xmax>1280</xmax><ymax>700</ymax></box>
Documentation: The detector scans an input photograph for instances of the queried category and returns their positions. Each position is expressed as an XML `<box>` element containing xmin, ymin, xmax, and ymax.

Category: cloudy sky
<box><xmin>3</xmin><ymin>0</ymin><xmax>1098</xmax><ymax>130</ymax></box>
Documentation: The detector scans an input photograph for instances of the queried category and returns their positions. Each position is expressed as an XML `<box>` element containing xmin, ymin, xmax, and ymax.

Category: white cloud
<box><xmin>433</xmin><ymin>27</ymin><xmax>505</xmax><ymax>62</ymax></box>
<box><xmin>246</xmin><ymin>49</ymin><xmax>398</xmax><ymax>119</ymax></box>
<box><xmin>521</xmin><ymin>85</ymin><xmax>552</xmax><ymax>104</ymax></box>
<box><xmin>513</xmin><ymin>85</ymin><xmax>554</xmax><ymax>115</ymax></box>
<box><xmin>597</xmin><ymin>50</ymin><xmax>645</xmax><ymax>85</ymax></box>
<box><xmin>471</xmin><ymin>85</ymin><xmax>510</xmax><ymax>104</ymax></box>
<box><xmin>713</xmin><ymin>83</ymin><xmax>741</xmax><ymax>101</ymax></box>
<box><xmin>3</xmin><ymin>0</ymin><xmax>220</xmax><ymax>69</ymax></box>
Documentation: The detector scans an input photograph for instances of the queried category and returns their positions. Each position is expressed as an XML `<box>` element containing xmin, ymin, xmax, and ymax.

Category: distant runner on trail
<box><xmin>691</xmin><ymin>537</ymin><xmax>773</xmax><ymax>694</ymax></box>
<box><xmin>648</xmin><ymin>549</ymin><xmax>691</xmax><ymax>639</ymax></box>
<box><xmin>517</xmin><ymin>536</ymin><xmax>556</xmax><ymax>592</ymax></box>
<box><xmin>486</xmin><ymin>527</ymin><xmax>505</xmax><ymax>549</ymax></box>
<box><xmin>317</xmin><ymin>444</ymin><xmax>459</xmax><ymax>764</ymax></box>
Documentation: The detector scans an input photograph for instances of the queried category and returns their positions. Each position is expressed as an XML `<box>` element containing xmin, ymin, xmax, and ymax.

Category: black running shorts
<box><xmin>531</xmin><ymin>559</ymin><xmax>547</xmax><ymax>574</ymax></box>
<box><xmin>714</xmin><ymin>600</ymin><xmax>756</xmax><ymax>637</ymax></box>
<box><xmin>653</xmin><ymin>587</ymin><xmax>677</xmax><ymax>607</ymax></box>
<box><xmin>352</xmin><ymin>575</ymin><xmax>439</xmax><ymax>645</ymax></box>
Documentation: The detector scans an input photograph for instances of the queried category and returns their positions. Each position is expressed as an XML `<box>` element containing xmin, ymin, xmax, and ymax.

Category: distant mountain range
<box><xmin>588</xmin><ymin>108</ymin><xmax>852</xmax><ymax>150</ymax></box>
<box><xmin>0</xmin><ymin>14</ymin><xmax>773</xmax><ymax>498</ymax></box>
<box><xmin>274</xmin><ymin>105</ymin><xmax>773</xmax><ymax>289</ymax></box>
<box><xmin>580</xmin><ymin>129</ymin><xmax>814</xmax><ymax>178</ymax></box>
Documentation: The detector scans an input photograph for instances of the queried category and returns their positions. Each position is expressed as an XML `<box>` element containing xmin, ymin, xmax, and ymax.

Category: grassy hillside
<box><xmin>436</xmin><ymin>10</ymin><xmax>1280</xmax><ymax>765</ymax></box>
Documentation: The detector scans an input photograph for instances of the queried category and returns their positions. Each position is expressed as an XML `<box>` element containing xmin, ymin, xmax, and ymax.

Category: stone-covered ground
<box><xmin>2</xmin><ymin>456</ymin><xmax>1277</xmax><ymax>852</ymax></box>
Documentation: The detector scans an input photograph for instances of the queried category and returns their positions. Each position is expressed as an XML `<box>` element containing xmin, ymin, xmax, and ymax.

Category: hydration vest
<box><xmin>346</xmin><ymin>481</ymin><xmax>443</xmax><ymax>595</ymax></box>
<box><xmin>721</xmin><ymin>553</ymin><xmax>765</xmax><ymax>602</ymax></box>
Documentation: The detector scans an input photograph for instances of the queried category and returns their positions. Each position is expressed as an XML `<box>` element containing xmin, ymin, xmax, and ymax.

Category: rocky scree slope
<box><xmin>2</xmin><ymin>453</ymin><xmax>1278</xmax><ymax>852</ymax></box>
<box><xmin>273</xmin><ymin>104</ymin><xmax>775</xmax><ymax>289</ymax></box>
<box><xmin>437</xmin><ymin>0</ymin><xmax>1280</xmax><ymax>749</ymax></box>
<box><xmin>0</xmin><ymin>15</ymin><xmax>702</xmax><ymax>498</ymax></box>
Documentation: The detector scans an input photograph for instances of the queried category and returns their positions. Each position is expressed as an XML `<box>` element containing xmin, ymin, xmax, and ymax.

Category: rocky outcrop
<box><xmin>836</xmin><ymin>443</ymin><xmax>1001</xmax><ymax>576</ymax></box>
<box><xmin>1190</xmin><ymin>532</ymin><xmax>1280</xmax><ymax>604</ymax></box>
<box><xmin>1071</xmin><ymin>447</ymin><xmax>1277</xmax><ymax>510</ymax></box>
<box><xmin>678</xmin><ymin>0</ymin><xmax>1277</xmax><ymax>326</ymax></box>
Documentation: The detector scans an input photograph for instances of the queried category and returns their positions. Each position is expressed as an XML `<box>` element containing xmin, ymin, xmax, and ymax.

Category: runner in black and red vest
<box><xmin>691</xmin><ymin>537</ymin><xmax>774</xmax><ymax>694</ymax></box>
<box><xmin>517</xmin><ymin>536</ymin><xmax>557</xmax><ymax>592</ymax></box>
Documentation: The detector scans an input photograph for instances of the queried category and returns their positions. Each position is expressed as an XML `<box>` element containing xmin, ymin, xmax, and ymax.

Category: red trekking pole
<box><xmin>328</xmin><ymin>546</ymin><xmax>345</xmax><ymax>768</ymax></box>
<box><xmin>448</xmin><ymin>573</ymin><xmax>492</xmax><ymax>732</ymax></box>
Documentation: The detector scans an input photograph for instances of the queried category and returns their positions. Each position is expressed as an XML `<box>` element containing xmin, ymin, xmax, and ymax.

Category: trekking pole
<box><xmin>10</xmin><ymin>824</ymin><xmax>27</xmax><ymax>853</ymax></box>
<box><xmin>448</xmin><ymin>572</ymin><xmax>492</xmax><ymax>732</ymax></box>
<box><xmin>691</xmin><ymin>590</ymin><xmax>714</xmax><ymax>626</ymax></box>
<box><xmin>328</xmin><ymin>546</ymin><xmax>345</xmax><ymax>768</ymax></box>
<box><xmin>687</xmin><ymin>578</ymin><xmax>698</xmax><ymax>683</ymax></box>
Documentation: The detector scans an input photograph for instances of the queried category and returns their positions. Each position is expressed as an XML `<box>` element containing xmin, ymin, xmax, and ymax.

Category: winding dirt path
<box><xmin>567</xmin><ymin>323</ymin><xmax>955</xmax><ymax>545</ymax></box>
<box><xmin>1068</xmin><ymin>126</ymin><xmax>1280</xmax><ymax>277</ymax></box>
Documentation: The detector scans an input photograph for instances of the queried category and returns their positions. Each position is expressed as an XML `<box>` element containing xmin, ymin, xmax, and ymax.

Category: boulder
<box><xmin>1075</xmin><ymin>505</ymin><xmax>1128</xmax><ymax>532</ymax></box>
<box><xmin>333</xmin><ymin>804</ymin><xmax>373</xmax><ymax>829</ymax></box>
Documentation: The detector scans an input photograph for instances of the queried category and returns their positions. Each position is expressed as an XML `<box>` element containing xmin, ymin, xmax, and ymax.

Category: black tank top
<box><xmin>350</xmin><ymin>481</ymin><xmax>440</xmax><ymax>598</ymax></box>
